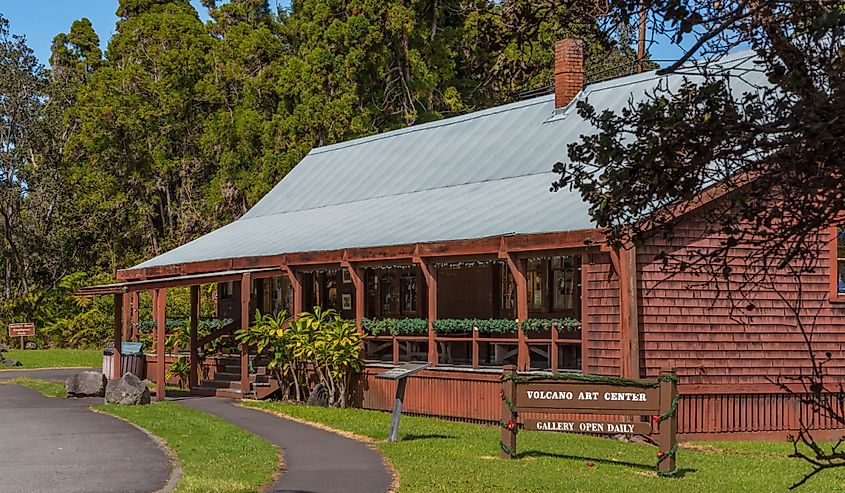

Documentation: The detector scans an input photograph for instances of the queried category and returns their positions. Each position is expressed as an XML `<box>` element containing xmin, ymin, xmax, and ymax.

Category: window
<box><xmin>400</xmin><ymin>271</ymin><xmax>418</xmax><ymax>313</ymax></box>
<box><xmin>834</xmin><ymin>226</ymin><xmax>845</xmax><ymax>300</ymax></box>
<box><xmin>526</xmin><ymin>256</ymin><xmax>580</xmax><ymax>316</ymax></box>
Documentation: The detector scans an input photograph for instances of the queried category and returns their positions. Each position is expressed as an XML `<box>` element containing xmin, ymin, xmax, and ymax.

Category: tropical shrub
<box><xmin>165</xmin><ymin>356</ymin><xmax>190</xmax><ymax>389</ymax></box>
<box><xmin>235</xmin><ymin>307</ymin><xmax>363</xmax><ymax>407</ymax></box>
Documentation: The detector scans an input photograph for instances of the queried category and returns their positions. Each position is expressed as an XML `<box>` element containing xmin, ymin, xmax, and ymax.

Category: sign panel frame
<box><xmin>499</xmin><ymin>365</ymin><xmax>679</xmax><ymax>477</ymax></box>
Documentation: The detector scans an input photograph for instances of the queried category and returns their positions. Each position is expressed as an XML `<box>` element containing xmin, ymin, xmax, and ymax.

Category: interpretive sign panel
<box><xmin>376</xmin><ymin>363</ymin><xmax>431</xmax><ymax>443</ymax></box>
<box><xmin>375</xmin><ymin>362</ymin><xmax>431</xmax><ymax>381</ymax></box>
<box><xmin>8</xmin><ymin>323</ymin><xmax>34</xmax><ymax>337</ymax></box>
<box><xmin>500</xmin><ymin>365</ymin><xmax>679</xmax><ymax>477</ymax></box>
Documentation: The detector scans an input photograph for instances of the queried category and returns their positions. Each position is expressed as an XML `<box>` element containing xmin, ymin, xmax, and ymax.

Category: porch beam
<box><xmin>414</xmin><ymin>254</ymin><xmax>438</xmax><ymax>366</ymax></box>
<box><xmin>240</xmin><ymin>273</ymin><xmax>252</xmax><ymax>394</ymax></box>
<box><xmin>117</xmin><ymin>230</ymin><xmax>605</xmax><ymax>281</ymax></box>
<box><xmin>189</xmin><ymin>285</ymin><xmax>200</xmax><ymax>390</ymax></box>
<box><xmin>112</xmin><ymin>293</ymin><xmax>124</xmax><ymax>380</ymax></box>
<box><xmin>153</xmin><ymin>288</ymin><xmax>167</xmax><ymax>402</ymax></box>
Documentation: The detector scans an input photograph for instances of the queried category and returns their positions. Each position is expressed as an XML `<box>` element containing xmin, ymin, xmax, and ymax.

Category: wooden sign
<box><xmin>9</xmin><ymin>323</ymin><xmax>35</xmax><ymax>337</ymax></box>
<box><xmin>523</xmin><ymin>418</ymin><xmax>651</xmax><ymax>435</ymax></box>
<box><xmin>516</xmin><ymin>383</ymin><xmax>660</xmax><ymax>413</ymax></box>
<box><xmin>500</xmin><ymin>366</ymin><xmax>679</xmax><ymax>477</ymax></box>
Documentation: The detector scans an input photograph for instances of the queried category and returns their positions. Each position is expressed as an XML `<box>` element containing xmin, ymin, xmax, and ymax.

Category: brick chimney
<box><xmin>554</xmin><ymin>39</ymin><xmax>584</xmax><ymax>109</ymax></box>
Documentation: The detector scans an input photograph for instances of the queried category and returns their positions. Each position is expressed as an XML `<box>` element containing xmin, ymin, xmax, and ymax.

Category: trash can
<box><xmin>103</xmin><ymin>342</ymin><xmax>115</xmax><ymax>377</ymax></box>
<box><xmin>121</xmin><ymin>342</ymin><xmax>146</xmax><ymax>380</ymax></box>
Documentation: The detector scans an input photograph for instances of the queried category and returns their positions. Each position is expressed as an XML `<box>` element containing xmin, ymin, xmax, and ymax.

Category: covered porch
<box><xmin>77</xmin><ymin>230</ymin><xmax>638</xmax><ymax>401</ymax></box>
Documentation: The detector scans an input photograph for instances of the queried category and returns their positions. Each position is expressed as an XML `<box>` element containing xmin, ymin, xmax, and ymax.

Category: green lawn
<box><xmin>4</xmin><ymin>378</ymin><xmax>278</xmax><ymax>493</ymax></box>
<box><xmin>0</xmin><ymin>377</ymin><xmax>67</xmax><ymax>397</ymax></box>
<box><xmin>245</xmin><ymin>401</ymin><xmax>845</xmax><ymax>493</ymax></box>
<box><xmin>2</xmin><ymin>349</ymin><xmax>101</xmax><ymax>369</ymax></box>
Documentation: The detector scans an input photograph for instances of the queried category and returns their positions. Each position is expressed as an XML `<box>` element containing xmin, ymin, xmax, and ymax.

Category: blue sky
<box><xmin>2</xmin><ymin>1</ymin><xmax>686</xmax><ymax>66</ymax></box>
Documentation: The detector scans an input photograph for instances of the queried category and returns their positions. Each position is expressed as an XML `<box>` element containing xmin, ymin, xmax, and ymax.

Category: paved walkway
<box><xmin>0</xmin><ymin>380</ymin><xmax>172</xmax><ymax>493</ymax></box>
<box><xmin>175</xmin><ymin>396</ymin><xmax>393</xmax><ymax>493</ymax></box>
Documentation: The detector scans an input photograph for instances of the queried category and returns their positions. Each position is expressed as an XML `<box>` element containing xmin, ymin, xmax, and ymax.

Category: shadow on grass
<box><xmin>516</xmin><ymin>450</ymin><xmax>696</xmax><ymax>478</ymax></box>
<box><xmin>399</xmin><ymin>433</ymin><xmax>457</xmax><ymax>442</ymax></box>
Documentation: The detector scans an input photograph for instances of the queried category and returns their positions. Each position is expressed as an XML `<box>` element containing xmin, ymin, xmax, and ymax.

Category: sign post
<box><xmin>375</xmin><ymin>362</ymin><xmax>431</xmax><ymax>443</ymax></box>
<box><xmin>8</xmin><ymin>323</ymin><xmax>35</xmax><ymax>350</ymax></box>
<box><xmin>499</xmin><ymin>365</ymin><xmax>679</xmax><ymax>476</ymax></box>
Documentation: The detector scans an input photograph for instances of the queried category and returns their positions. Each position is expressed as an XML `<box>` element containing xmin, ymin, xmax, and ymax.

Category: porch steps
<box><xmin>190</xmin><ymin>355</ymin><xmax>278</xmax><ymax>400</ymax></box>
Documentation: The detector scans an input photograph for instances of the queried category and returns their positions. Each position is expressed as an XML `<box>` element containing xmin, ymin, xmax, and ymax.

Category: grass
<box><xmin>100</xmin><ymin>403</ymin><xmax>278</xmax><ymax>493</ymax></box>
<box><xmin>0</xmin><ymin>377</ymin><xmax>67</xmax><ymax>397</ymax></box>
<box><xmin>4</xmin><ymin>377</ymin><xmax>278</xmax><ymax>493</ymax></box>
<box><xmin>245</xmin><ymin>401</ymin><xmax>845</xmax><ymax>493</ymax></box>
<box><xmin>1</xmin><ymin>348</ymin><xmax>101</xmax><ymax>369</ymax></box>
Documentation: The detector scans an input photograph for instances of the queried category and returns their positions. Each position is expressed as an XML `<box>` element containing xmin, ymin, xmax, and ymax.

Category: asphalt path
<box><xmin>176</xmin><ymin>396</ymin><xmax>393</xmax><ymax>493</ymax></box>
<box><xmin>0</xmin><ymin>370</ymin><xmax>173</xmax><ymax>493</ymax></box>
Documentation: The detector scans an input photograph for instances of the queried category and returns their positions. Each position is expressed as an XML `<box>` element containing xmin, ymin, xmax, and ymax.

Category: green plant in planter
<box><xmin>434</xmin><ymin>318</ymin><xmax>518</xmax><ymax>334</ymax></box>
<box><xmin>165</xmin><ymin>356</ymin><xmax>190</xmax><ymax>389</ymax></box>
<box><xmin>522</xmin><ymin>318</ymin><xmax>581</xmax><ymax>332</ymax></box>
<box><xmin>362</xmin><ymin>317</ymin><xmax>427</xmax><ymax>336</ymax></box>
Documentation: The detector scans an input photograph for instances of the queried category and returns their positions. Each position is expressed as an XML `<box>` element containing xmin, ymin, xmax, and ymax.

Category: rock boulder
<box><xmin>65</xmin><ymin>371</ymin><xmax>107</xmax><ymax>398</ymax></box>
<box><xmin>1</xmin><ymin>358</ymin><xmax>22</xmax><ymax>367</ymax></box>
<box><xmin>104</xmin><ymin>373</ymin><xmax>150</xmax><ymax>405</ymax></box>
<box><xmin>306</xmin><ymin>382</ymin><xmax>330</xmax><ymax>407</ymax></box>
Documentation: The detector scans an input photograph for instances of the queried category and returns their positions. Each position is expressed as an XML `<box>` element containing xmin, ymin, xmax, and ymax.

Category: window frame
<box><xmin>831</xmin><ymin>225</ymin><xmax>845</xmax><ymax>303</ymax></box>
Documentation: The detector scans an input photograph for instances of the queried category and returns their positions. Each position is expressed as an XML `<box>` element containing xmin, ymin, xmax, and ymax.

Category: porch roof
<box><xmin>129</xmin><ymin>51</ymin><xmax>764</xmax><ymax>275</ymax></box>
<box><xmin>75</xmin><ymin>267</ymin><xmax>283</xmax><ymax>296</ymax></box>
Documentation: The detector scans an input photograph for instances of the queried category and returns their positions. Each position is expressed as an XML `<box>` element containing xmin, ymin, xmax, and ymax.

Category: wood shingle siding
<box><xmin>637</xmin><ymin>206</ymin><xmax>845</xmax><ymax>385</ymax></box>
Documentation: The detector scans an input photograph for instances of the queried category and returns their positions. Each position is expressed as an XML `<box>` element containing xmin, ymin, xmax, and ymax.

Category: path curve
<box><xmin>0</xmin><ymin>380</ymin><xmax>172</xmax><ymax>493</ymax></box>
<box><xmin>175</xmin><ymin>396</ymin><xmax>394</xmax><ymax>493</ymax></box>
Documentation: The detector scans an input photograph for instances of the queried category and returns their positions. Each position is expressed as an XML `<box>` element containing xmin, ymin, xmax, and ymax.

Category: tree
<box><xmin>552</xmin><ymin>1</ymin><xmax>845</xmax><ymax>486</ymax></box>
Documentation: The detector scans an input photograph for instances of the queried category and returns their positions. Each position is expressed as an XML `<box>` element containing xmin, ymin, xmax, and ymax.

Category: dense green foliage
<box><xmin>361</xmin><ymin>317</ymin><xmax>428</xmax><ymax>336</ymax></box>
<box><xmin>235</xmin><ymin>307</ymin><xmax>363</xmax><ymax>406</ymax></box>
<box><xmin>247</xmin><ymin>401</ymin><xmax>845</xmax><ymax>492</ymax></box>
<box><xmin>0</xmin><ymin>1</ymin><xmax>647</xmax><ymax>349</ymax></box>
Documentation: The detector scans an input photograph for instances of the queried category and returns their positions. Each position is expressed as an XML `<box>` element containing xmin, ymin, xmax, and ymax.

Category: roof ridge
<box><xmin>243</xmin><ymin>170</ymin><xmax>559</xmax><ymax>220</ymax></box>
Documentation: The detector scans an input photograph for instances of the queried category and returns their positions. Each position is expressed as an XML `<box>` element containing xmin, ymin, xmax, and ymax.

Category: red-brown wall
<box><xmin>583</xmin><ymin>252</ymin><xmax>623</xmax><ymax>376</ymax></box>
<box><xmin>637</xmin><ymin>205</ymin><xmax>845</xmax><ymax>384</ymax></box>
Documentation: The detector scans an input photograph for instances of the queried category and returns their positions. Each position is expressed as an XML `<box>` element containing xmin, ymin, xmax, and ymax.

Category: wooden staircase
<box><xmin>192</xmin><ymin>355</ymin><xmax>280</xmax><ymax>400</ymax></box>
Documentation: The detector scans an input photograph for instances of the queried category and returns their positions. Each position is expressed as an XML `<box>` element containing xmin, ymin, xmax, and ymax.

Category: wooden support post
<box><xmin>112</xmin><ymin>293</ymin><xmax>124</xmax><ymax>380</ymax></box>
<box><xmin>658</xmin><ymin>369</ymin><xmax>678</xmax><ymax>476</ymax></box>
<box><xmin>416</xmin><ymin>258</ymin><xmax>438</xmax><ymax>366</ymax></box>
<box><xmin>189</xmin><ymin>285</ymin><xmax>200</xmax><ymax>390</ymax></box>
<box><xmin>388</xmin><ymin>377</ymin><xmax>408</xmax><ymax>443</ymax></box>
<box><xmin>580</xmin><ymin>254</ymin><xmax>590</xmax><ymax>374</ymax></box>
<box><xmin>286</xmin><ymin>268</ymin><xmax>303</xmax><ymax>318</ymax></box>
<box><xmin>240</xmin><ymin>273</ymin><xmax>252</xmax><ymax>395</ymax></box>
<box><xmin>342</xmin><ymin>262</ymin><xmax>365</xmax><ymax>334</ymax></box>
<box><xmin>154</xmin><ymin>288</ymin><xmax>167</xmax><ymax>402</ymax></box>
<box><xmin>471</xmin><ymin>323</ymin><xmax>479</xmax><ymax>369</ymax></box>
<box><xmin>392</xmin><ymin>335</ymin><xmax>399</xmax><ymax>365</ymax></box>
<box><xmin>550</xmin><ymin>322</ymin><xmax>558</xmax><ymax>374</ymax></box>
<box><xmin>504</xmin><ymin>253</ymin><xmax>529</xmax><ymax>371</ymax></box>
<box><xmin>618</xmin><ymin>246</ymin><xmax>641</xmax><ymax>379</ymax></box>
<box><xmin>500</xmin><ymin>364</ymin><xmax>518</xmax><ymax>459</ymax></box>
<box><xmin>130</xmin><ymin>291</ymin><xmax>140</xmax><ymax>341</ymax></box>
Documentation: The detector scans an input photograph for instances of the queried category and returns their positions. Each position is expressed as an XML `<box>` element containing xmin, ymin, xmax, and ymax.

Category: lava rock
<box><xmin>24</xmin><ymin>341</ymin><xmax>36</xmax><ymax>350</ymax></box>
<box><xmin>306</xmin><ymin>382</ymin><xmax>330</xmax><ymax>407</ymax></box>
<box><xmin>65</xmin><ymin>371</ymin><xmax>107</xmax><ymax>398</ymax></box>
<box><xmin>1</xmin><ymin>358</ymin><xmax>22</xmax><ymax>367</ymax></box>
<box><xmin>104</xmin><ymin>373</ymin><xmax>150</xmax><ymax>405</ymax></box>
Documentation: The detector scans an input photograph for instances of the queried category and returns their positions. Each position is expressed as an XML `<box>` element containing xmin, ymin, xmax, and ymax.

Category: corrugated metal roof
<box><xmin>135</xmin><ymin>51</ymin><xmax>765</xmax><ymax>269</ymax></box>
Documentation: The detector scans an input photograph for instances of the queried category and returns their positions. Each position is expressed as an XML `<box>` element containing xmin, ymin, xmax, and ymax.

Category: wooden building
<box><xmin>79</xmin><ymin>40</ymin><xmax>845</xmax><ymax>440</ymax></box>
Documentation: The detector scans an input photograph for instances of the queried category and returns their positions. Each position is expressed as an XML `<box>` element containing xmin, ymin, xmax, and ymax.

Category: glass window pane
<box><xmin>839</xmin><ymin>226</ymin><xmax>845</xmax><ymax>260</ymax></box>
<box><xmin>839</xmin><ymin>260</ymin><xmax>845</xmax><ymax>294</ymax></box>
